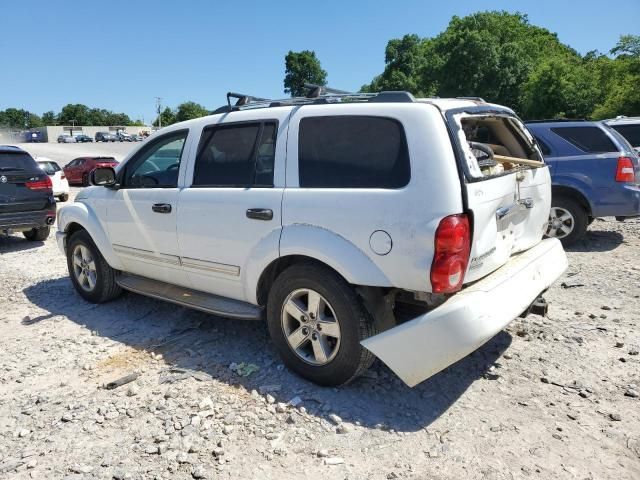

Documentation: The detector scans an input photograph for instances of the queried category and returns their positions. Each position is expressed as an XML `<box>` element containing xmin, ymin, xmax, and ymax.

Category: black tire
<box><xmin>58</xmin><ymin>193</ymin><xmax>69</xmax><ymax>202</ymax></box>
<box><xmin>547</xmin><ymin>196</ymin><xmax>588</xmax><ymax>246</ymax></box>
<box><xmin>267</xmin><ymin>263</ymin><xmax>377</xmax><ymax>387</ymax></box>
<box><xmin>23</xmin><ymin>226</ymin><xmax>50</xmax><ymax>241</ymax></box>
<box><xmin>66</xmin><ymin>230</ymin><xmax>122</xmax><ymax>303</ymax></box>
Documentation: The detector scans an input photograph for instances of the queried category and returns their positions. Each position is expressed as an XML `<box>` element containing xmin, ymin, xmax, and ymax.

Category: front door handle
<box><xmin>152</xmin><ymin>203</ymin><xmax>172</xmax><ymax>214</ymax></box>
<box><xmin>246</xmin><ymin>208</ymin><xmax>273</xmax><ymax>221</ymax></box>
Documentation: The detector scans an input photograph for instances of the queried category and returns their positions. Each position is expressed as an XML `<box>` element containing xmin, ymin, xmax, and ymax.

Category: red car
<box><xmin>63</xmin><ymin>157</ymin><xmax>119</xmax><ymax>185</ymax></box>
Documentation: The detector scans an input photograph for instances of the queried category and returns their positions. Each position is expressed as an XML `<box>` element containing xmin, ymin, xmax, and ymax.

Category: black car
<box><xmin>0</xmin><ymin>145</ymin><xmax>56</xmax><ymax>241</ymax></box>
<box><xmin>95</xmin><ymin>132</ymin><xmax>117</xmax><ymax>142</ymax></box>
<box><xmin>75</xmin><ymin>134</ymin><xmax>94</xmax><ymax>143</ymax></box>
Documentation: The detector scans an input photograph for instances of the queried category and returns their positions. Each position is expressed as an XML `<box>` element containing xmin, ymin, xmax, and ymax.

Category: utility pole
<box><xmin>155</xmin><ymin>97</ymin><xmax>163</xmax><ymax>129</ymax></box>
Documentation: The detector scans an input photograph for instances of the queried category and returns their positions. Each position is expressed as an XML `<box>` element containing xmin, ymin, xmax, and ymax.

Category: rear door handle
<box><xmin>152</xmin><ymin>203</ymin><xmax>172</xmax><ymax>214</ymax></box>
<box><xmin>246</xmin><ymin>208</ymin><xmax>273</xmax><ymax>221</ymax></box>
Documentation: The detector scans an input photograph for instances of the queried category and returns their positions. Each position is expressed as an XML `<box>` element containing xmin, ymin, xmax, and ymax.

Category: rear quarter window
<box><xmin>298</xmin><ymin>116</ymin><xmax>410</xmax><ymax>188</ymax></box>
<box><xmin>550</xmin><ymin>126</ymin><xmax>617</xmax><ymax>153</ymax></box>
<box><xmin>609</xmin><ymin>124</ymin><xmax>640</xmax><ymax>148</ymax></box>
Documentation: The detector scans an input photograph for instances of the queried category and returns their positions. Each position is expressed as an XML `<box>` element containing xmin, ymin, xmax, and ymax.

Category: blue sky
<box><xmin>1</xmin><ymin>0</ymin><xmax>638</xmax><ymax>124</ymax></box>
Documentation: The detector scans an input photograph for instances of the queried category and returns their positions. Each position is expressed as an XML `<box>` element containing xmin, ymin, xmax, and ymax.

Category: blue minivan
<box><xmin>526</xmin><ymin>120</ymin><xmax>640</xmax><ymax>245</ymax></box>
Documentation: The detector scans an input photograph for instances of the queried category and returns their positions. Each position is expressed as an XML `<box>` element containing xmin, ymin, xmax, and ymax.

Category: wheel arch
<box><xmin>254</xmin><ymin>224</ymin><xmax>393</xmax><ymax>306</ymax></box>
<box><xmin>552</xmin><ymin>185</ymin><xmax>592</xmax><ymax>217</ymax></box>
<box><xmin>58</xmin><ymin>203</ymin><xmax>124</xmax><ymax>270</ymax></box>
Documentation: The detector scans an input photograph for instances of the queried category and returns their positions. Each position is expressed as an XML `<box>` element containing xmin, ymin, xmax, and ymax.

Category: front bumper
<box><xmin>361</xmin><ymin>238</ymin><xmax>568</xmax><ymax>387</ymax></box>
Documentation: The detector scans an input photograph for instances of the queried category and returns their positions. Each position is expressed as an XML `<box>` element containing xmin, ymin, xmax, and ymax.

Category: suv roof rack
<box><xmin>211</xmin><ymin>84</ymin><xmax>416</xmax><ymax>114</ymax></box>
<box><xmin>456</xmin><ymin>96</ymin><xmax>486</xmax><ymax>102</ymax></box>
<box><xmin>526</xmin><ymin>119</ymin><xmax>588</xmax><ymax>124</ymax></box>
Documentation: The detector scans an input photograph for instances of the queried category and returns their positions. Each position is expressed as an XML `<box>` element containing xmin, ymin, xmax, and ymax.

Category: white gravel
<box><xmin>0</xmin><ymin>143</ymin><xmax>639</xmax><ymax>479</ymax></box>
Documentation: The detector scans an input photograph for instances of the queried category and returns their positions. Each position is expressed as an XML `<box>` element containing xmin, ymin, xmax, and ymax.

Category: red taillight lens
<box><xmin>615</xmin><ymin>156</ymin><xmax>635</xmax><ymax>183</ymax></box>
<box><xmin>430</xmin><ymin>214</ymin><xmax>471</xmax><ymax>293</ymax></box>
<box><xmin>25</xmin><ymin>176</ymin><xmax>53</xmax><ymax>191</ymax></box>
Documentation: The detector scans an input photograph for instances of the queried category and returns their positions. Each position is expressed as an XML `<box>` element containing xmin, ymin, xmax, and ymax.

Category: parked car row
<box><xmin>95</xmin><ymin>131</ymin><xmax>143</xmax><ymax>142</ymax></box>
<box><xmin>56</xmin><ymin>132</ymin><xmax>145</xmax><ymax>143</ymax></box>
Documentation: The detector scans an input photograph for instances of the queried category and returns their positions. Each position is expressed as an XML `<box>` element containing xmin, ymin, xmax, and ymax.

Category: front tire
<box><xmin>23</xmin><ymin>226</ymin><xmax>50</xmax><ymax>241</ymax></box>
<box><xmin>545</xmin><ymin>196</ymin><xmax>588</xmax><ymax>246</ymax></box>
<box><xmin>58</xmin><ymin>193</ymin><xmax>69</xmax><ymax>202</ymax></box>
<box><xmin>66</xmin><ymin>230</ymin><xmax>122</xmax><ymax>303</ymax></box>
<box><xmin>267</xmin><ymin>263</ymin><xmax>377</xmax><ymax>386</ymax></box>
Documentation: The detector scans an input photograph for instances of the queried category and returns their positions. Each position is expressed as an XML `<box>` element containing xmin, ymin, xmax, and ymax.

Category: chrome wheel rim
<box><xmin>546</xmin><ymin>207</ymin><xmax>575</xmax><ymax>239</ymax></box>
<box><xmin>280</xmin><ymin>288</ymin><xmax>341</xmax><ymax>366</ymax></box>
<box><xmin>72</xmin><ymin>244</ymin><xmax>97</xmax><ymax>292</ymax></box>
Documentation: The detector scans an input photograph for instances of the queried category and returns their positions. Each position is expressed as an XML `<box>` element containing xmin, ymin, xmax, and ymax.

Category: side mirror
<box><xmin>91</xmin><ymin>167</ymin><xmax>118</xmax><ymax>188</ymax></box>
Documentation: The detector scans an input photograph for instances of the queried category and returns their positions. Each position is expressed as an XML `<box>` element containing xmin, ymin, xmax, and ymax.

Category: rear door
<box><xmin>177</xmin><ymin>109</ymin><xmax>289</xmax><ymax>302</ymax></box>
<box><xmin>448</xmin><ymin>109</ymin><xmax>552</xmax><ymax>283</ymax></box>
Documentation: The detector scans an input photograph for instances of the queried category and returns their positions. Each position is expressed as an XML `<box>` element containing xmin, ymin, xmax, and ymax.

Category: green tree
<box><xmin>521</xmin><ymin>56</ymin><xmax>602</xmax><ymax>119</ymax></box>
<box><xmin>174</xmin><ymin>101</ymin><xmax>209</xmax><ymax>123</ymax></box>
<box><xmin>153</xmin><ymin>107</ymin><xmax>176</xmax><ymax>127</ymax></box>
<box><xmin>58</xmin><ymin>104</ymin><xmax>92</xmax><ymax>125</ymax></box>
<box><xmin>362</xmin><ymin>34</ymin><xmax>434</xmax><ymax>95</ymax></box>
<box><xmin>610</xmin><ymin>34</ymin><xmax>640</xmax><ymax>57</ymax></box>
<box><xmin>0</xmin><ymin>108</ymin><xmax>41</xmax><ymax>128</ymax></box>
<box><xmin>284</xmin><ymin>50</ymin><xmax>327</xmax><ymax>97</ymax></box>
<box><xmin>41</xmin><ymin>111</ymin><xmax>57</xmax><ymax>125</ymax></box>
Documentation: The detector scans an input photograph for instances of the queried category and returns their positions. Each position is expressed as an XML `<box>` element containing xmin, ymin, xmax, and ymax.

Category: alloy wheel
<box><xmin>280</xmin><ymin>288</ymin><xmax>341</xmax><ymax>366</ymax></box>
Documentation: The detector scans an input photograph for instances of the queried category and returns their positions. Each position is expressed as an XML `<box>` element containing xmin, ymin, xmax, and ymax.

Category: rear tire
<box><xmin>546</xmin><ymin>196</ymin><xmax>588</xmax><ymax>246</ymax></box>
<box><xmin>58</xmin><ymin>193</ymin><xmax>69</xmax><ymax>202</ymax></box>
<box><xmin>23</xmin><ymin>226</ymin><xmax>50</xmax><ymax>241</ymax></box>
<box><xmin>267</xmin><ymin>263</ymin><xmax>377</xmax><ymax>386</ymax></box>
<box><xmin>66</xmin><ymin>230</ymin><xmax>122</xmax><ymax>303</ymax></box>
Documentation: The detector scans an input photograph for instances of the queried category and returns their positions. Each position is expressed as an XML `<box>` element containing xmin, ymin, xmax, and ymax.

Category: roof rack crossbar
<box><xmin>213</xmin><ymin>86</ymin><xmax>416</xmax><ymax>113</ymax></box>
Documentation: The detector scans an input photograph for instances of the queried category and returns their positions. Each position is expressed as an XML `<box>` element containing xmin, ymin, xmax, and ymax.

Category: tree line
<box><xmin>0</xmin><ymin>104</ymin><xmax>144</xmax><ymax>129</ymax></box>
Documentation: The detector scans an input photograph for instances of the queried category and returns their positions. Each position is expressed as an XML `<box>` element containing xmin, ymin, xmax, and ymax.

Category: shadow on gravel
<box><xmin>24</xmin><ymin>277</ymin><xmax>511</xmax><ymax>433</ymax></box>
<box><xmin>566</xmin><ymin>227</ymin><xmax>624</xmax><ymax>253</ymax></box>
<box><xmin>0</xmin><ymin>235</ymin><xmax>45</xmax><ymax>254</ymax></box>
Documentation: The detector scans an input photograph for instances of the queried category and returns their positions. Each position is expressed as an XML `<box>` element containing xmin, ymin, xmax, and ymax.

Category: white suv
<box><xmin>56</xmin><ymin>89</ymin><xmax>567</xmax><ymax>387</ymax></box>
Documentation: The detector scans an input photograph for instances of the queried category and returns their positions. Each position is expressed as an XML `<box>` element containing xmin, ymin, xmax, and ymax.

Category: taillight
<box><xmin>615</xmin><ymin>156</ymin><xmax>635</xmax><ymax>183</ymax></box>
<box><xmin>430</xmin><ymin>214</ymin><xmax>471</xmax><ymax>293</ymax></box>
<box><xmin>25</xmin><ymin>176</ymin><xmax>53</xmax><ymax>191</ymax></box>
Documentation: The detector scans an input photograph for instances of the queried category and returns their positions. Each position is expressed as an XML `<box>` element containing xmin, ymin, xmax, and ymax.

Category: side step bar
<box><xmin>116</xmin><ymin>274</ymin><xmax>263</xmax><ymax>320</ymax></box>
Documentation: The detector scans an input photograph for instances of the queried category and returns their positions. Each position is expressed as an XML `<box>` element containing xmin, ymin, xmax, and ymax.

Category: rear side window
<box><xmin>610</xmin><ymin>124</ymin><xmax>640</xmax><ymax>148</ymax></box>
<box><xmin>298</xmin><ymin>116</ymin><xmax>410</xmax><ymax>188</ymax></box>
<box><xmin>0</xmin><ymin>152</ymin><xmax>40</xmax><ymax>173</ymax></box>
<box><xmin>550</xmin><ymin>127</ymin><xmax>616</xmax><ymax>153</ymax></box>
<box><xmin>193</xmin><ymin>121</ymin><xmax>277</xmax><ymax>187</ymax></box>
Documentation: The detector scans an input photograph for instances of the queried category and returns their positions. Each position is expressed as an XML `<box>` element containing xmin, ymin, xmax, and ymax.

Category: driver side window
<box><xmin>124</xmin><ymin>130</ymin><xmax>188</xmax><ymax>188</ymax></box>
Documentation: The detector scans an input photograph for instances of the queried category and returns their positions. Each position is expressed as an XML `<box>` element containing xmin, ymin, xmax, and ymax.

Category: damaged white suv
<box><xmin>56</xmin><ymin>88</ymin><xmax>567</xmax><ymax>387</ymax></box>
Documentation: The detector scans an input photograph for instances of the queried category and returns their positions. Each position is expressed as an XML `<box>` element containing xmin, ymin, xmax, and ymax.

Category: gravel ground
<box><xmin>1</xmin><ymin>143</ymin><xmax>639</xmax><ymax>479</ymax></box>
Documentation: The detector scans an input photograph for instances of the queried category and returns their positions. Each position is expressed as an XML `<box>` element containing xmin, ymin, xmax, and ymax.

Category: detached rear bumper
<box><xmin>361</xmin><ymin>238</ymin><xmax>567</xmax><ymax>387</ymax></box>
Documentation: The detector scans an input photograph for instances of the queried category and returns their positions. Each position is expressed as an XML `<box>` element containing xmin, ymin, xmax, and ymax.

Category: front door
<box><xmin>177</xmin><ymin>110</ymin><xmax>288</xmax><ymax>302</ymax></box>
<box><xmin>105</xmin><ymin>129</ymin><xmax>191</xmax><ymax>286</ymax></box>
